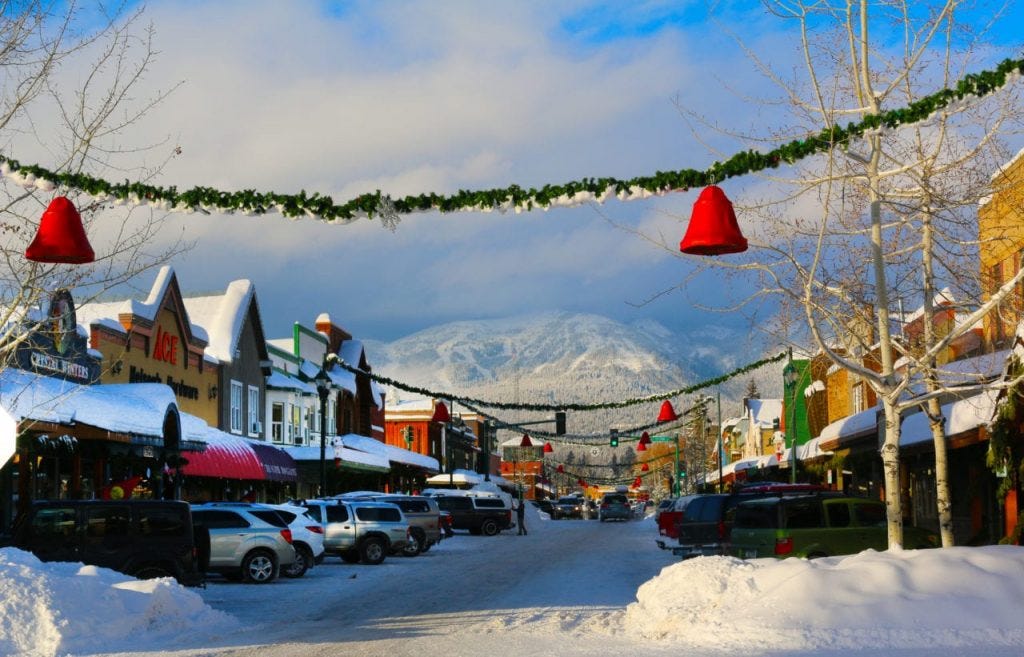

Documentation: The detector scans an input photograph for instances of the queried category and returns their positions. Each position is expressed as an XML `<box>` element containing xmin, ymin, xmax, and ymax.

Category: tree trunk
<box><xmin>881</xmin><ymin>398</ymin><xmax>904</xmax><ymax>549</ymax></box>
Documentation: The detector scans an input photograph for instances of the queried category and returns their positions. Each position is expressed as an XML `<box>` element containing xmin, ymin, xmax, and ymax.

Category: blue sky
<box><xmin>21</xmin><ymin>0</ymin><xmax>1024</xmax><ymax>343</ymax></box>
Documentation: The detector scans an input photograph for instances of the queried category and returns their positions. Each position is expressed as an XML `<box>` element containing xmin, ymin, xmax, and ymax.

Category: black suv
<box><xmin>429</xmin><ymin>494</ymin><xmax>512</xmax><ymax>536</ymax></box>
<box><xmin>673</xmin><ymin>484</ymin><xmax>834</xmax><ymax>559</ymax></box>
<box><xmin>8</xmin><ymin>500</ymin><xmax>204</xmax><ymax>586</ymax></box>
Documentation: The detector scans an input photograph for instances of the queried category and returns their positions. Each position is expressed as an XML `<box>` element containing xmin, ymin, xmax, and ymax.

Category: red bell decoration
<box><xmin>657</xmin><ymin>400</ymin><xmax>679</xmax><ymax>423</ymax></box>
<box><xmin>543</xmin><ymin>442</ymin><xmax>553</xmax><ymax>454</ymax></box>
<box><xmin>641</xmin><ymin>462</ymin><xmax>650</xmax><ymax>472</ymax></box>
<box><xmin>679</xmin><ymin>185</ymin><xmax>748</xmax><ymax>256</ymax></box>
<box><xmin>639</xmin><ymin>431</ymin><xmax>652</xmax><ymax>446</ymax></box>
<box><xmin>430</xmin><ymin>401</ymin><xmax>451</xmax><ymax>423</ymax></box>
<box><xmin>636</xmin><ymin>440</ymin><xmax>647</xmax><ymax>452</ymax></box>
<box><xmin>556</xmin><ymin>464</ymin><xmax>565</xmax><ymax>473</ymax></box>
<box><xmin>520</xmin><ymin>433</ymin><xmax>533</xmax><ymax>447</ymax></box>
<box><xmin>631</xmin><ymin>477</ymin><xmax>642</xmax><ymax>488</ymax></box>
<box><xmin>25</xmin><ymin>196</ymin><xmax>95</xmax><ymax>264</ymax></box>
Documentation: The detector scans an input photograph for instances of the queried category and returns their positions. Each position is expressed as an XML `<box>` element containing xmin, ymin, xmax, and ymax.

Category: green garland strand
<box><xmin>1</xmin><ymin>58</ymin><xmax>1021</xmax><ymax>222</ymax></box>
<box><xmin>459</xmin><ymin>398</ymin><xmax>701</xmax><ymax>444</ymax></box>
<box><xmin>332</xmin><ymin>350</ymin><xmax>786</xmax><ymax>412</ymax></box>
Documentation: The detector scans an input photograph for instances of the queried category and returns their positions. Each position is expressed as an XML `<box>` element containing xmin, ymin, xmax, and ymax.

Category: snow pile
<box><xmin>625</xmin><ymin>546</ymin><xmax>1024</xmax><ymax>652</ymax></box>
<box><xmin>0</xmin><ymin>548</ymin><xmax>235</xmax><ymax>657</ymax></box>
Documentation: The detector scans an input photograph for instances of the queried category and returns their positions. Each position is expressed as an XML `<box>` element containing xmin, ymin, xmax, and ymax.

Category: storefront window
<box><xmin>291</xmin><ymin>404</ymin><xmax>302</xmax><ymax>445</ymax></box>
<box><xmin>230</xmin><ymin>381</ymin><xmax>243</xmax><ymax>433</ymax></box>
<box><xmin>247</xmin><ymin>386</ymin><xmax>260</xmax><ymax>436</ymax></box>
<box><xmin>271</xmin><ymin>402</ymin><xmax>284</xmax><ymax>443</ymax></box>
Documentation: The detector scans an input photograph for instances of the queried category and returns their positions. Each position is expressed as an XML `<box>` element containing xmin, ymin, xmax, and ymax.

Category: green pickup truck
<box><xmin>729</xmin><ymin>495</ymin><xmax>938</xmax><ymax>559</ymax></box>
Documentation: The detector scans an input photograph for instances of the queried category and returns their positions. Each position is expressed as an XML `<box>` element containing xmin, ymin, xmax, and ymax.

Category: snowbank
<box><xmin>0</xmin><ymin>548</ymin><xmax>235</xmax><ymax>657</ymax></box>
<box><xmin>625</xmin><ymin>546</ymin><xmax>1024</xmax><ymax>652</ymax></box>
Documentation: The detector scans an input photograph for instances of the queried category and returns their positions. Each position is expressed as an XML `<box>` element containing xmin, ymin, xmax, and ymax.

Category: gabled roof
<box><xmin>183</xmin><ymin>279</ymin><xmax>268</xmax><ymax>364</ymax></box>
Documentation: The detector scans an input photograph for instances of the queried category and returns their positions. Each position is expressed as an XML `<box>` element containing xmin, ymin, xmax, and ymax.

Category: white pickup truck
<box><xmin>299</xmin><ymin>499</ymin><xmax>410</xmax><ymax>565</ymax></box>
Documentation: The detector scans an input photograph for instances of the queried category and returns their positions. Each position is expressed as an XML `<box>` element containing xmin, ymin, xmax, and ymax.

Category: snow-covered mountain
<box><xmin>363</xmin><ymin>311</ymin><xmax>775</xmax><ymax>436</ymax></box>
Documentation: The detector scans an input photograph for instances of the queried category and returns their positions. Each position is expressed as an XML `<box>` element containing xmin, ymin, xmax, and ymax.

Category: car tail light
<box><xmin>280</xmin><ymin>529</ymin><xmax>293</xmax><ymax>544</ymax></box>
<box><xmin>775</xmin><ymin>537</ymin><xmax>794</xmax><ymax>555</ymax></box>
<box><xmin>306</xmin><ymin>525</ymin><xmax>323</xmax><ymax>534</ymax></box>
<box><xmin>600</xmin><ymin>503</ymin><xmax>609</xmax><ymax>510</ymax></box>
<box><xmin>717</xmin><ymin>520</ymin><xmax>726</xmax><ymax>540</ymax></box>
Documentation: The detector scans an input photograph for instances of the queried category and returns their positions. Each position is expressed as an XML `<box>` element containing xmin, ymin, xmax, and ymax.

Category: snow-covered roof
<box><xmin>281</xmin><ymin>443</ymin><xmax>390</xmax><ymax>470</ymax></box>
<box><xmin>74</xmin><ymin>300</ymin><xmax>130</xmax><ymax>336</ymax></box>
<box><xmin>899</xmin><ymin>389</ymin><xmax>999</xmax><ymax>447</ymax></box>
<box><xmin>746</xmin><ymin>398</ymin><xmax>781</xmax><ymax>427</ymax></box>
<box><xmin>343</xmin><ymin>433</ymin><xmax>439</xmax><ymax>471</ymax></box>
<box><xmin>902</xmin><ymin>288</ymin><xmax>956</xmax><ymax>325</ymax></box>
<box><xmin>385</xmin><ymin>397</ymin><xmax>434</xmax><ymax>412</ymax></box>
<box><xmin>338</xmin><ymin>339</ymin><xmax>364</xmax><ymax>367</ymax></box>
<box><xmin>299</xmin><ymin>359</ymin><xmax>321</xmax><ymax>380</ymax></box>
<box><xmin>1</xmin><ymin>370</ymin><xmax>178</xmax><ymax>466</ymax></box>
<box><xmin>819</xmin><ymin>405</ymin><xmax>879</xmax><ymax>442</ymax></box>
<box><xmin>327</xmin><ymin>365</ymin><xmax>357</xmax><ymax>394</ymax></box>
<box><xmin>266</xmin><ymin>370</ymin><xmax>316</xmax><ymax>394</ymax></box>
<box><xmin>182</xmin><ymin>280</ymin><xmax>255</xmax><ymax>363</ymax></box>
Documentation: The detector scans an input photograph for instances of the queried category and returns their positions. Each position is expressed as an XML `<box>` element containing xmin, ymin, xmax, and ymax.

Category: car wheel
<box><xmin>420</xmin><ymin>540</ymin><xmax>432</xmax><ymax>553</ymax></box>
<box><xmin>340</xmin><ymin>550</ymin><xmax>361</xmax><ymax>564</ymax></box>
<box><xmin>132</xmin><ymin>565</ymin><xmax>173</xmax><ymax>580</ymax></box>
<box><xmin>360</xmin><ymin>537</ymin><xmax>387</xmax><ymax>565</ymax></box>
<box><xmin>480</xmin><ymin>519</ymin><xmax>499</xmax><ymax>536</ymax></box>
<box><xmin>402</xmin><ymin>529</ymin><xmax>425</xmax><ymax>557</ymax></box>
<box><xmin>242</xmin><ymin>549</ymin><xmax>277</xmax><ymax>584</ymax></box>
<box><xmin>284</xmin><ymin>544</ymin><xmax>312</xmax><ymax>578</ymax></box>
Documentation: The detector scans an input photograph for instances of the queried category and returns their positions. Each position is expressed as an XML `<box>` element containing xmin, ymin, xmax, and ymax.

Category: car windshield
<box><xmin>557</xmin><ymin>497</ymin><xmax>578</xmax><ymax>504</ymax></box>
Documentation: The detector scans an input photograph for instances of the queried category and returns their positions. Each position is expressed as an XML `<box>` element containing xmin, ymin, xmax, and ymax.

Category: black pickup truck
<box><xmin>671</xmin><ymin>484</ymin><xmax>833</xmax><ymax>559</ymax></box>
<box><xmin>429</xmin><ymin>494</ymin><xmax>512</xmax><ymax>536</ymax></box>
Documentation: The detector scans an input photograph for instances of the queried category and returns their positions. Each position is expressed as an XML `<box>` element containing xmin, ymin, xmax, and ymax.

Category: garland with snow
<box><xmin>1</xmin><ymin>58</ymin><xmax>1021</xmax><ymax>223</ymax></box>
<box><xmin>332</xmin><ymin>350</ymin><xmax>787</xmax><ymax>413</ymax></box>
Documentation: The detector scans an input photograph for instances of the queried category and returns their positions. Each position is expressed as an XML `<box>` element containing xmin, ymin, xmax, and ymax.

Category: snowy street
<box><xmin>153</xmin><ymin>510</ymin><xmax>682</xmax><ymax>657</ymax></box>
<box><xmin>41</xmin><ymin>507</ymin><xmax>1018</xmax><ymax>657</ymax></box>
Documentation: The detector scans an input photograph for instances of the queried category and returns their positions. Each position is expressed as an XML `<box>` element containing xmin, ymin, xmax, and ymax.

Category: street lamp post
<box><xmin>716</xmin><ymin>388</ymin><xmax>723</xmax><ymax>493</ymax></box>
<box><xmin>315</xmin><ymin>369</ymin><xmax>331</xmax><ymax>497</ymax></box>
<box><xmin>783</xmin><ymin>358</ymin><xmax>799</xmax><ymax>484</ymax></box>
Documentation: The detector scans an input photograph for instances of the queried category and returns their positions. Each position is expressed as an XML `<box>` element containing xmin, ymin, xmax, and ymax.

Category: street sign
<box><xmin>650</xmin><ymin>435</ymin><xmax>675</xmax><ymax>442</ymax></box>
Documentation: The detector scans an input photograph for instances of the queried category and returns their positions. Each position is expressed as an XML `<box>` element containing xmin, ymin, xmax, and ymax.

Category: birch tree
<box><xmin>652</xmin><ymin>0</ymin><xmax>1023</xmax><ymax>547</ymax></box>
<box><xmin>1</xmin><ymin>2</ymin><xmax>187</xmax><ymax>372</ymax></box>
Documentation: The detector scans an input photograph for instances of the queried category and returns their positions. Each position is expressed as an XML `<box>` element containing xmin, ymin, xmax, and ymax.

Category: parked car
<box><xmin>7</xmin><ymin>500</ymin><xmax>204</xmax><ymax>586</ymax></box>
<box><xmin>263</xmin><ymin>503</ymin><xmax>325</xmax><ymax>577</ymax></box>
<box><xmin>427</xmin><ymin>492</ymin><xmax>512</xmax><ymax>535</ymax></box>
<box><xmin>655</xmin><ymin>495</ymin><xmax>697</xmax><ymax>544</ymax></box>
<box><xmin>598</xmin><ymin>493</ymin><xmax>631</xmax><ymax>521</ymax></box>
<box><xmin>532</xmin><ymin>499</ymin><xmax>555</xmax><ymax>516</ymax></box>
<box><xmin>439</xmin><ymin>510</ymin><xmax>454</xmax><ymax>538</ymax></box>
<box><xmin>336</xmin><ymin>493</ymin><xmax>441</xmax><ymax>556</ymax></box>
<box><xmin>190</xmin><ymin>503</ymin><xmax>296</xmax><ymax>583</ymax></box>
<box><xmin>729</xmin><ymin>495</ymin><xmax>939</xmax><ymax>559</ymax></box>
<box><xmin>300</xmin><ymin>499</ymin><xmax>410</xmax><ymax>564</ymax></box>
<box><xmin>671</xmin><ymin>483</ymin><xmax>835</xmax><ymax>559</ymax></box>
<box><xmin>551</xmin><ymin>495</ymin><xmax>584</xmax><ymax>519</ymax></box>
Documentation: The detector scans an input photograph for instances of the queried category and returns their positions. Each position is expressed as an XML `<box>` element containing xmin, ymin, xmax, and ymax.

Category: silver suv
<box><xmin>336</xmin><ymin>493</ymin><xmax>441</xmax><ymax>556</ymax></box>
<box><xmin>300</xmin><ymin>499</ymin><xmax>409</xmax><ymax>565</ymax></box>
<box><xmin>190</xmin><ymin>504</ymin><xmax>296</xmax><ymax>583</ymax></box>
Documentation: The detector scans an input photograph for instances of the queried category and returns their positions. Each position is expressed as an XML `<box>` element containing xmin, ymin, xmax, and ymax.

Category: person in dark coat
<box><xmin>516</xmin><ymin>498</ymin><xmax>527</xmax><ymax>535</ymax></box>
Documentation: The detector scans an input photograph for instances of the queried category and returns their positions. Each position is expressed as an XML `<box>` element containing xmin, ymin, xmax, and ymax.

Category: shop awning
<box><xmin>250</xmin><ymin>441</ymin><xmax>298</xmax><ymax>481</ymax></box>
<box><xmin>180</xmin><ymin>439</ymin><xmax>265</xmax><ymax>480</ymax></box>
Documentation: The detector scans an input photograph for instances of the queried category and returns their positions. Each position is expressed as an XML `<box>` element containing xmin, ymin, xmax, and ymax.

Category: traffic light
<box><xmin>555</xmin><ymin>411</ymin><xmax>566</xmax><ymax>435</ymax></box>
<box><xmin>609</xmin><ymin>429</ymin><xmax>619</xmax><ymax>447</ymax></box>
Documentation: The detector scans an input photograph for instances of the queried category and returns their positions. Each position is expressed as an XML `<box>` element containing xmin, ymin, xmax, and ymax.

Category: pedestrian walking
<box><xmin>516</xmin><ymin>498</ymin><xmax>527</xmax><ymax>535</ymax></box>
